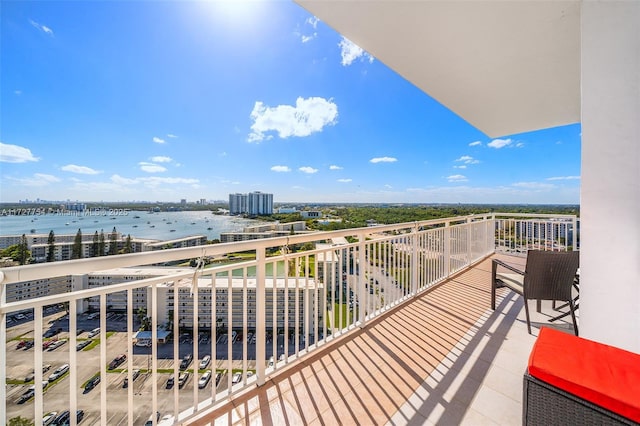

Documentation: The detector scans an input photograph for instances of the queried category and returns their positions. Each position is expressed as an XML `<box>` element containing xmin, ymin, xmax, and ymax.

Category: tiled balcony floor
<box><xmin>188</xmin><ymin>254</ymin><xmax>577</xmax><ymax>426</ymax></box>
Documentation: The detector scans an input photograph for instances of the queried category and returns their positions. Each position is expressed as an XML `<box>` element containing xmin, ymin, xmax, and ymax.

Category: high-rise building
<box><xmin>229</xmin><ymin>192</ymin><xmax>273</xmax><ymax>215</ymax></box>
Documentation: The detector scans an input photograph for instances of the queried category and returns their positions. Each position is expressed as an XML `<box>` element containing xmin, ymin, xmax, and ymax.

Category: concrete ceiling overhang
<box><xmin>295</xmin><ymin>1</ymin><xmax>581</xmax><ymax>138</ymax></box>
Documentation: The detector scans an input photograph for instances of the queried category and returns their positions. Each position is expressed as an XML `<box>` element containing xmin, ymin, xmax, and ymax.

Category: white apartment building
<box><xmin>229</xmin><ymin>192</ymin><xmax>273</xmax><ymax>216</ymax></box>
<box><xmin>85</xmin><ymin>267</ymin><xmax>193</xmax><ymax>313</ymax></box>
<box><xmin>84</xmin><ymin>267</ymin><xmax>324</xmax><ymax>331</ymax></box>
<box><xmin>158</xmin><ymin>276</ymin><xmax>324</xmax><ymax>331</ymax></box>
<box><xmin>220</xmin><ymin>221</ymin><xmax>310</xmax><ymax>243</ymax></box>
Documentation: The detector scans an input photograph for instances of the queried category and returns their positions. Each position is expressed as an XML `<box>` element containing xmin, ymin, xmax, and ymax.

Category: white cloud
<box><xmin>384</xmin><ymin>184</ymin><xmax>392</xmax><ymax>189</ymax></box>
<box><xmin>299</xmin><ymin>166</ymin><xmax>318</xmax><ymax>174</ymax></box>
<box><xmin>137</xmin><ymin>176</ymin><xmax>199</xmax><ymax>187</ymax></box>
<box><xmin>455</xmin><ymin>155</ymin><xmax>480</xmax><ymax>164</ymax></box>
<box><xmin>14</xmin><ymin>90</ymin><xmax>22</xmax><ymax>96</ymax></box>
<box><xmin>370</xmin><ymin>157</ymin><xmax>397</xmax><ymax>164</ymax></box>
<box><xmin>306</xmin><ymin>16</ymin><xmax>319</xmax><ymax>29</ymax></box>
<box><xmin>152</xmin><ymin>136</ymin><xmax>166</xmax><ymax>144</ymax></box>
<box><xmin>546</xmin><ymin>176</ymin><xmax>581</xmax><ymax>181</ymax></box>
<box><xmin>512</xmin><ymin>182</ymin><xmax>555</xmax><ymax>189</ymax></box>
<box><xmin>61</xmin><ymin>164</ymin><xmax>101</xmax><ymax>175</ymax></box>
<box><xmin>339</xmin><ymin>36</ymin><xmax>374</xmax><ymax>66</ymax></box>
<box><xmin>301</xmin><ymin>33</ymin><xmax>317</xmax><ymax>43</ymax></box>
<box><xmin>516</xmin><ymin>142</ymin><xmax>525</xmax><ymax>148</ymax></box>
<box><xmin>29</xmin><ymin>19</ymin><xmax>54</xmax><ymax>36</ymax></box>
<box><xmin>337</xmin><ymin>178</ymin><xmax>352</xmax><ymax>183</ymax></box>
<box><xmin>0</xmin><ymin>142</ymin><xmax>39</xmax><ymax>163</ymax></box>
<box><xmin>488</xmin><ymin>138</ymin><xmax>512</xmax><ymax>148</ymax></box>
<box><xmin>454</xmin><ymin>165</ymin><xmax>467</xmax><ymax>169</ymax></box>
<box><xmin>329</xmin><ymin>165</ymin><xmax>343</xmax><ymax>170</ymax></box>
<box><xmin>150</xmin><ymin>156</ymin><xmax>172</xmax><ymax>163</ymax></box>
<box><xmin>271</xmin><ymin>165</ymin><xmax>291</xmax><ymax>172</ymax></box>
<box><xmin>111</xmin><ymin>174</ymin><xmax>138</xmax><ymax>185</ymax></box>
<box><xmin>6</xmin><ymin>173</ymin><xmax>60</xmax><ymax>187</ymax></box>
<box><xmin>469</xmin><ymin>141</ymin><xmax>482</xmax><ymax>147</ymax></box>
<box><xmin>167</xmin><ymin>134</ymin><xmax>178</xmax><ymax>138</ymax></box>
<box><xmin>139</xmin><ymin>162</ymin><xmax>167</xmax><ymax>173</ymax></box>
<box><xmin>248</xmin><ymin>97</ymin><xmax>338</xmax><ymax>142</ymax></box>
<box><xmin>447</xmin><ymin>174</ymin><xmax>468</xmax><ymax>182</ymax></box>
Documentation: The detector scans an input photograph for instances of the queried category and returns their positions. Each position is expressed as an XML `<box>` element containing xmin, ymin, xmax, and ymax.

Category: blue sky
<box><xmin>0</xmin><ymin>1</ymin><xmax>581</xmax><ymax>205</ymax></box>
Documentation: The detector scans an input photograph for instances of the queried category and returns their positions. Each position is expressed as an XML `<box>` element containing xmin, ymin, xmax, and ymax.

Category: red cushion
<box><xmin>528</xmin><ymin>327</ymin><xmax>640</xmax><ymax>423</ymax></box>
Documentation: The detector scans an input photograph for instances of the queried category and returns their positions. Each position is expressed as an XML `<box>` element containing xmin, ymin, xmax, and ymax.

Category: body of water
<box><xmin>0</xmin><ymin>210</ymin><xmax>265</xmax><ymax>241</ymax></box>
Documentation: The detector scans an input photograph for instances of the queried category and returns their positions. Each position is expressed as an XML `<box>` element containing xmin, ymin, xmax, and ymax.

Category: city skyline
<box><xmin>1</xmin><ymin>1</ymin><xmax>580</xmax><ymax>205</ymax></box>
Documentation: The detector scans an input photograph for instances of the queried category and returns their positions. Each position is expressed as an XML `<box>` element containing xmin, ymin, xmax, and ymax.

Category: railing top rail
<box><xmin>0</xmin><ymin>214</ymin><xmax>495</xmax><ymax>285</ymax></box>
<box><xmin>492</xmin><ymin>212</ymin><xmax>578</xmax><ymax>219</ymax></box>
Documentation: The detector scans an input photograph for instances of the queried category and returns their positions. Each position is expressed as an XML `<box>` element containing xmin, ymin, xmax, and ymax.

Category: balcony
<box><xmin>1</xmin><ymin>213</ymin><xmax>578</xmax><ymax>425</ymax></box>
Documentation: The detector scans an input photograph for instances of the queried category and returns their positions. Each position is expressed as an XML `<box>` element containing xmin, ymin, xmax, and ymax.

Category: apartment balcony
<box><xmin>0</xmin><ymin>213</ymin><xmax>579</xmax><ymax>425</ymax></box>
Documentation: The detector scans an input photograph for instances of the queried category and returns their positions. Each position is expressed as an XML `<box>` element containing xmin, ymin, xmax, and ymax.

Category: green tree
<box><xmin>72</xmin><ymin>228</ymin><xmax>83</xmax><ymax>259</ymax></box>
<box><xmin>108</xmin><ymin>226</ymin><xmax>118</xmax><ymax>255</ymax></box>
<box><xmin>8</xmin><ymin>416</ymin><xmax>34</xmax><ymax>426</ymax></box>
<box><xmin>1</xmin><ymin>237</ymin><xmax>31</xmax><ymax>265</ymax></box>
<box><xmin>98</xmin><ymin>229</ymin><xmax>106</xmax><ymax>256</ymax></box>
<box><xmin>122</xmin><ymin>234</ymin><xmax>132</xmax><ymax>254</ymax></box>
<box><xmin>18</xmin><ymin>234</ymin><xmax>29</xmax><ymax>264</ymax></box>
<box><xmin>46</xmin><ymin>230</ymin><xmax>55</xmax><ymax>262</ymax></box>
<box><xmin>91</xmin><ymin>231</ymin><xmax>99</xmax><ymax>257</ymax></box>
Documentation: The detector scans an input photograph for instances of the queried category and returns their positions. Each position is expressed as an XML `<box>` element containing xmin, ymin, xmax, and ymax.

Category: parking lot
<box><xmin>5</xmin><ymin>309</ymin><xmax>313</xmax><ymax>425</ymax></box>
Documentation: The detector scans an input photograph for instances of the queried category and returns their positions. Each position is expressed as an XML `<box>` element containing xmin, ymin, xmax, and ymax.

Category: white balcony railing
<box><xmin>0</xmin><ymin>213</ymin><xmax>577</xmax><ymax>425</ymax></box>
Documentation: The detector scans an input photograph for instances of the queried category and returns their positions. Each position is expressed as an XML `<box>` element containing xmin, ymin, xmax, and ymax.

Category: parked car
<box><xmin>42</xmin><ymin>411</ymin><xmax>58</xmax><ymax>426</ymax></box>
<box><xmin>48</xmin><ymin>339</ymin><xmax>67</xmax><ymax>351</ymax></box>
<box><xmin>199</xmin><ymin>355</ymin><xmax>211</xmax><ymax>370</ymax></box>
<box><xmin>17</xmin><ymin>388</ymin><xmax>34</xmax><ymax>404</ymax></box>
<box><xmin>123</xmin><ymin>369</ymin><xmax>140</xmax><ymax>388</ymax></box>
<box><xmin>48</xmin><ymin>364</ymin><xmax>70</xmax><ymax>382</ymax></box>
<box><xmin>16</xmin><ymin>340</ymin><xmax>27</xmax><ymax>349</ymax></box>
<box><xmin>178</xmin><ymin>372</ymin><xmax>189</xmax><ymax>388</ymax></box>
<box><xmin>144</xmin><ymin>411</ymin><xmax>160</xmax><ymax>426</ymax></box>
<box><xmin>166</xmin><ymin>376</ymin><xmax>174</xmax><ymax>389</ymax></box>
<box><xmin>23</xmin><ymin>340</ymin><xmax>35</xmax><ymax>350</ymax></box>
<box><xmin>84</xmin><ymin>374</ymin><xmax>100</xmax><ymax>391</ymax></box>
<box><xmin>232</xmin><ymin>372</ymin><xmax>242</xmax><ymax>384</ymax></box>
<box><xmin>179</xmin><ymin>353</ymin><xmax>193</xmax><ymax>370</ymax></box>
<box><xmin>76</xmin><ymin>340</ymin><xmax>91</xmax><ymax>351</ymax></box>
<box><xmin>52</xmin><ymin>409</ymin><xmax>84</xmax><ymax>425</ymax></box>
<box><xmin>87</xmin><ymin>327</ymin><xmax>100</xmax><ymax>338</ymax></box>
<box><xmin>198</xmin><ymin>371</ymin><xmax>211</xmax><ymax>388</ymax></box>
<box><xmin>108</xmin><ymin>354</ymin><xmax>126</xmax><ymax>369</ymax></box>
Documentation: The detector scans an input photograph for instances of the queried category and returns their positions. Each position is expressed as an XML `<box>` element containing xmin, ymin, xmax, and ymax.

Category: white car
<box><xmin>48</xmin><ymin>364</ymin><xmax>70</xmax><ymax>382</ymax></box>
<box><xmin>198</xmin><ymin>371</ymin><xmax>211</xmax><ymax>388</ymax></box>
<box><xmin>199</xmin><ymin>355</ymin><xmax>211</xmax><ymax>370</ymax></box>
<box><xmin>43</xmin><ymin>411</ymin><xmax>58</xmax><ymax>426</ymax></box>
<box><xmin>232</xmin><ymin>372</ymin><xmax>242</xmax><ymax>384</ymax></box>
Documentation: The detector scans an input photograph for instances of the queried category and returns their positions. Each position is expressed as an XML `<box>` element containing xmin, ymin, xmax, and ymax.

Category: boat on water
<box><xmin>170</xmin><ymin>229</ymin><xmax>176</xmax><ymax>232</ymax></box>
<box><xmin>30</xmin><ymin>229</ymin><xmax>36</xmax><ymax>233</ymax></box>
<box><xmin>207</xmin><ymin>227</ymin><xmax>213</xmax><ymax>230</ymax></box>
<box><xmin>133</xmin><ymin>215</ymin><xmax>140</xmax><ymax>219</ymax></box>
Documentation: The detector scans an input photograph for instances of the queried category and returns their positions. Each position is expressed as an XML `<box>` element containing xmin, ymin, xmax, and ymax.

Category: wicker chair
<box><xmin>491</xmin><ymin>250</ymin><xmax>580</xmax><ymax>335</ymax></box>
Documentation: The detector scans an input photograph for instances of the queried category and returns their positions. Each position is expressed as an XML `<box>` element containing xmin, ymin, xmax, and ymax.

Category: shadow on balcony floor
<box><xmin>188</xmin><ymin>255</ymin><xmax>577</xmax><ymax>426</ymax></box>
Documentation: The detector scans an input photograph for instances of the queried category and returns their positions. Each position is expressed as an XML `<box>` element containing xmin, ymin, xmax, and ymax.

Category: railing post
<box><xmin>572</xmin><ymin>216</ymin><xmax>578</xmax><ymax>251</ymax></box>
<box><xmin>255</xmin><ymin>246</ymin><xmax>266</xmax><ymax>386</ymax></box>
<box><xmin>466</xmin><ymin>217</ymin><xmax>472</xmax><ymax>266</ymax></box>
<box><xmin>411</xmin><ymin>223</ymin><xmax>419</xmax><ymax>296</ymax></box>
<box><xmin>358</xmin><ymin>232</ymin><xmax>367</xmax><ymax>326</ymax></box>
<box><xmin>443</xmin><ymin>222</ymin><xmax>451</xmax><ymax>278</ymax></box>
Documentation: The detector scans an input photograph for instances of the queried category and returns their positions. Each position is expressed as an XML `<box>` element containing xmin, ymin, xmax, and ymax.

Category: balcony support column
<box><xmin>580</xmin><ymin>1</ymin><xmax>640</xmax><ymax>353</ymax></box>
<box><xmin>358</xmin><ymin>232</ymin><xmax>367</xmax><ymax>327</ymax></box>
